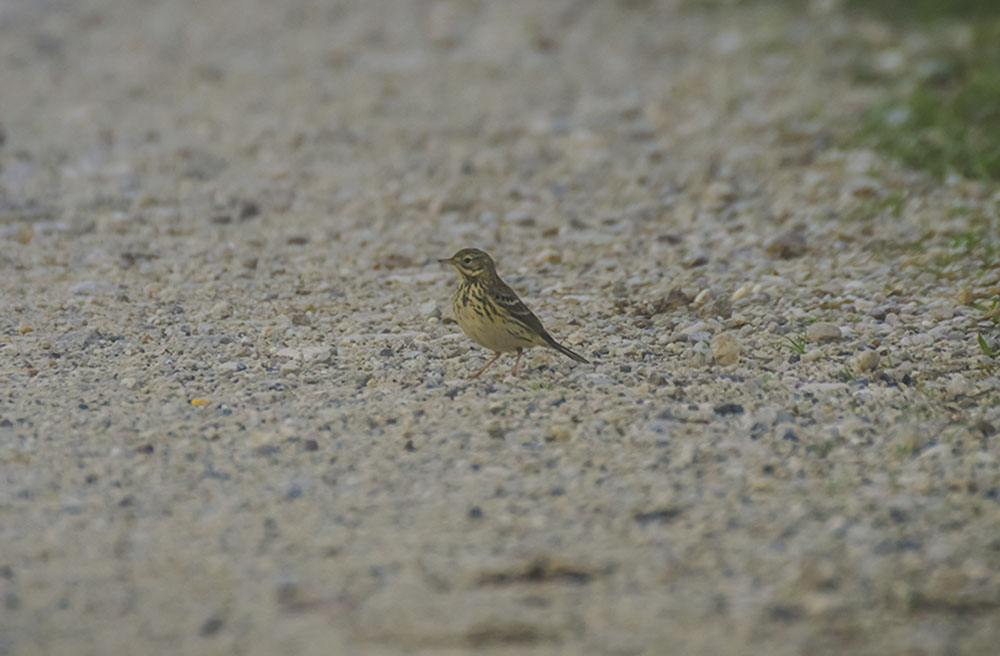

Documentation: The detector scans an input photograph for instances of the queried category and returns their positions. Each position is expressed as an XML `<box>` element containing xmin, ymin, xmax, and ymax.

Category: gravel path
<box><xmin>2</xmin><ymin>1</ymin><xmax>999</xmax><ymax>654</ymax></box>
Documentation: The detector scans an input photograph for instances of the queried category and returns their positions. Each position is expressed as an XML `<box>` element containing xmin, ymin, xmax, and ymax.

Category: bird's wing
<box><xmin>487</xmin><ymin>281</ymin><xmax>550</xmax><ymax>337</ymax></box>
<box><xmin>489</xmin><ymin>277</ymin><xmax>588</xmax><ymax>361</ymax></box>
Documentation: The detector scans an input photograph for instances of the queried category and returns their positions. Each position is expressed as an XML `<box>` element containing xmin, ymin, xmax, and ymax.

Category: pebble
<box><xmin>765</xmin><ymin>230</ymin><xmax>807</xmax><ymax>259</ymax></box>
<box><xmin>275</xmin><ymin>346</ymin><xmax>333</xmax><ymax>362</ymax></box>
<box><xmin>851</xmin><ymin>350</ymin><xmax>880</xmax><ymax>373</ymax></box>
<box><xmin>704</xmin><ymin>295</ymin><xmax>732</xmax><ymax>320</ymax></box>
<box><xmin>945</xmin><ymin>374</ymin><xmax>973</xmax><ymax>397</ymax></box>
<box><xmin>651</xmin><ymin>288</ymin><xmax>690</xmax><ymax>314</ymax></box>
<box><xmin>684</xmin><ymin>252</ymin><xmax>709</xmax><ymax>268</ymax></box>
<box><xmin>693</xmin><ymin>289</ymin><xmax>712</xmax><ymax>306</ymax></box>
<box><xmin>647</xmin><ymin>373</ymin><xmax>668</xmax><ymax>386</ymax></box>
<box><xmin>806</xmin><ymin>322</ymin><xmax>841</xmax><ymax>343</ymax></box>
<box><xmin>801</xmin><ymin>347</ymin><xmax>825</xmax><ymax>363</ymax></box>
<box><xmin>710</xmin><ymin>333</ymin><xmax>740</xmax><ymax>367</ymax></box>
<box><xmin>680</xmin><ymin>321</ymin><xmax>711</xmax><ymax>336</ymax></box>
<box><xmin>545</xmin><ymin>426</ymin><xmax>572</xmax><ymax>442</ymax></box>
<box><xmin>535</xmin><ymin>248</ymin><xmax>562</xmax><ymax>265</ymax></box>
<box><xmin>212</xmin><ymin>301</ymin><xmax>232</xmax><ymax>319</ymax></box>
<box><xmin>928</xmin><ymin>299</ymin><xmax>954</xmax><ymax>320</ymax></box>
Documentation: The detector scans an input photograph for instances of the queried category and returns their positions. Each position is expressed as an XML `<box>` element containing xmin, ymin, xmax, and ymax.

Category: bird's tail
<box><xmin>544</xmin><ymin>334</ymin><xmax>589</xmax><ymax>364</ymax></box>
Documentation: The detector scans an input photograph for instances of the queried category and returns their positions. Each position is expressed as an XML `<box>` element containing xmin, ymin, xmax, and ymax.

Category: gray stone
<box><xmin>806</xmin><ymin>322</ymin><xmax>841</xmax><ymax>343</ymax></box>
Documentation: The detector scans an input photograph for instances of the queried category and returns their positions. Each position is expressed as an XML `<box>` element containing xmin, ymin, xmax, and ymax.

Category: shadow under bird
<box><xmin>438</xmin><ymin>248</ymin><xmax>589</xmax><ymax>378</ymax></box>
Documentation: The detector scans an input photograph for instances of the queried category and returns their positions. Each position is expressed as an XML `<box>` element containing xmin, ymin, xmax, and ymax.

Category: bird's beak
<box><xmin>438</xmin><ymin>258</ymin><xmax>453</xmax><ymax>265</ymax></box>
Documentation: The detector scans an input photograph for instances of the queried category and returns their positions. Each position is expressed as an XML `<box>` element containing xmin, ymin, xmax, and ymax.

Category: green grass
<box><xmin>844</xmin><ymin>0</ymin><xmax>1000</xmax><ymax>23</ymax></box>
<box><xmin>779</xmin><ymin>334</ymin><xmax>806</xmax><ymax>355</ymax></box>
<box><xmin>930</xmin><ymin>222</ymin><xmax>1000</xmax><ymax>274</ymax></box>
<box><xmin>870</xmin><ymin>219</ymin><xmax>999</xmax><ymax>277</ymax></box>
<box><xmin>700</xmin><ymin>1</ymin><xmax>1000</xmax><ymax>182</ymax></box>
<box><xmin>851</xmin><ymin>8</ymin><xmax>1000</xmax><ymax>183</ymax></box>
<box><xmin>972</xmin><ymin>294</ymin><xmax>1000</xmax><ymax>321</ymax></box>
<box><xmin>978</xmin><ymin>333</ymin><xmax>999</xmax><ymax>359</ymax></box>
<box><xmin>835</xmin><ymin>367</ymin><xmax>856</xmax><ymax>383</ymax></box>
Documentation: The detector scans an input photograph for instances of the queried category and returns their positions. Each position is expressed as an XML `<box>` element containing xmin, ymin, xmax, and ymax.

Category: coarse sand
<box><xmin>2</xmin><ymin>1</ymin><xmax>999</xmax><ymax>654</ymax></box>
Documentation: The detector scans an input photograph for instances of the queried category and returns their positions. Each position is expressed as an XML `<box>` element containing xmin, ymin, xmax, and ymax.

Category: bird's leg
<box><xmin>510</xmin><ymin>348</ymin><xmax>523</xmax><ymax>377</ymax></box>
<box><xmin>471</xmin><ymin>352</ymin><xmax>503</xmax><ymax>379</ymax></box>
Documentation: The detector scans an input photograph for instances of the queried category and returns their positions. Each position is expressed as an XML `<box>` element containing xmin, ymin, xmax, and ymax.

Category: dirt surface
<box><xmin>2</xmin><ymin>1</ymin><xmax>999</xmax><ymax>654</ymax></box>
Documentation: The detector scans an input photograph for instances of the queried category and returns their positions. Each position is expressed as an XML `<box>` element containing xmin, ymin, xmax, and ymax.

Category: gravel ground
<box><xmin>2</xmin><ymin>1</ymin><xmax>999</xmax><ymax>654</ymax></box>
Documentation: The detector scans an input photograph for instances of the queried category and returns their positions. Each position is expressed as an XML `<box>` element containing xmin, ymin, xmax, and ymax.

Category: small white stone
<box><xmin>274</xmin><ymin>346</ymin><xmax>331</xmax><ymax>362</ymax></box>
<box><xmin>946</xmin><ymin>374</ymin><xmax>973</xmax><ymax>397</ymax></box>
<box><xmin>806</xmin><ymin>322</ymin><xmax>841</xmax><ymax>343</ymax></box>
<box><xmin>680</xmin><ymin>321</ymin><xmax>710</xmax><ymax>336</ymax></box>
<box><xmin>710</xmin><ymin>333</ymin><xmax>740</xmax><ymax>367</ymax></box>
<box><xmin>801</xmin><ymin>347</ymin><xmax>825</xmax><ymax>363</ymax></box>
<box><xmin>212</xmin><ymin>301</ymin><xmax>232</xmax><ymax>319</ymax></box>
<box><xmin>852</xmin><ymin>350</ymin><xmax>880</xmax><ymax>373</ymax></box>
<box><xmin>928</xmin><ymin>299</ymin><xmax>954</xmax><ymax>320</ymax></box>
<box><xmin>300</xmin><ymin>346</ymin><xmax>333</xmax><ymax>362</ymax></box>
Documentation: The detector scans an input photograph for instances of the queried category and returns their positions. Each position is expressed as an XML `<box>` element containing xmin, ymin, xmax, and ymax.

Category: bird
<box><xmin>438</xmin><ymin>248</ymin><xmax>589</xmax><ymax>378</ymax></box>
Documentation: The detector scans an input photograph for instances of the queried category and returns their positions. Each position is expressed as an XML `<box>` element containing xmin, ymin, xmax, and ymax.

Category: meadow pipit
<box><xmin>439</xmin><ymin>248</ymin><xmax>589</xmax><ymax>378</ymax></box>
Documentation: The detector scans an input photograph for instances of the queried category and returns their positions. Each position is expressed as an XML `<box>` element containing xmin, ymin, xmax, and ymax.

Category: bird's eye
<box><xmin>463</xmin><ymin>257</ymin><xmax>472</xmax><ymax>264</ymax></box>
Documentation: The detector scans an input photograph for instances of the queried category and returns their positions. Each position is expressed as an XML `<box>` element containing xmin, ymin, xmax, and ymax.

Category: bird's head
<box><xmin>438</xmin><ymin>248</ymin><xmax>495</xmax><ymax>280</ymax></box>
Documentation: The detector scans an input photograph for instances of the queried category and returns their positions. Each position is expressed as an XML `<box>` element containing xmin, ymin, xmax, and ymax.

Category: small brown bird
<box><xmin>439</xmin><ymin>248</ymin><xmax>589</xmax><ymax>378</ymax></box>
